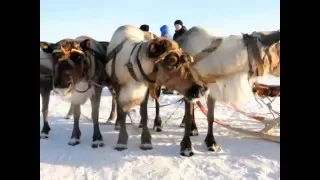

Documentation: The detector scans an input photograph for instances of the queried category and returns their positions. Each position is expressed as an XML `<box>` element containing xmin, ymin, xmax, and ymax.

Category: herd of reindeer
<box><xmin>40</xmin><ymin>25</ymin><xmax>280</xmax><ymax>157</ymax></box>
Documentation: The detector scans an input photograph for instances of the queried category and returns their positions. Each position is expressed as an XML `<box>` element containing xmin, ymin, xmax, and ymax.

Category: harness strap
<box><xmin>243</xmin><ymin>34</ymin><xmax>265</xmax><ymax>77</ymax></box>
<box><xmin>126</xmin><ymin>43</ymin><xmax>156</xmax><ymax>83</ymax></box>
<box><xmin>126</xmin><ymin>43</ymin><xmax>140</xmax><ymax>82</ymax></box>
<box><xmin>136</xmin><ymin>45</ymin><xmax>156</xmax><ymax>83</ymax></box>
<box><xmin>111</xmin><ymin>52</ymin><xmax>118</xmax><ymax>84</ymax></box>
<box><xmin>105</xmin><ymin>40</ymin><xmax>127</xmax><ymax>86</ymax></box>
<box><xmin>107</xmin><ymin>39</ymin><xmax>157</xmax><ymax>89</ymax></box>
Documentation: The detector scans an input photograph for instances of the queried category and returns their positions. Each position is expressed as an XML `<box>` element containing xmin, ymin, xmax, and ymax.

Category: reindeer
<box><xmin>40</xmin><ymin>36</ymin><xmax>113</xmax><ymax>148</ymax></box>
<box><xmin>174</xmin><ymin>27</ymin><xmax>280</xmax><ymax>156</ymax></box>
<box><xmin>109</xmin><ymin>31</ymin><xmax>165</xmax><ymax>132</ymax></box>
<box><xmin>104</xmin><ymin>25</ymin><xmax>209</xmax><ymax>151</ymax></box>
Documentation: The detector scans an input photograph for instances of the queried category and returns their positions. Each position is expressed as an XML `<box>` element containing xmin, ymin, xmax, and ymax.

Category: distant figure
<box><xmin>160</xmin><ymin>25</ymin><xmax>172</xmax><ymax>39</ymax></box>
<box><xmin>139</xmin><ymin>24</ymin><xmax>150</xmax><ymax>32</ymax></box>
<box><xmin>173</xmin><ymin>20</ymin><xmax>187</xmax><ymax>40</ymax></box>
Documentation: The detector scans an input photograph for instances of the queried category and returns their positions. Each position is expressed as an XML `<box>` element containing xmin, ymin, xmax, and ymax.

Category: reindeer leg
<box><xmin>107</xmin><ymin>96</ymin><xmax>117</xmax><ymax>123</ymax></box>
<box><xmin>190</xmin><ymin>106</ymin><xmax>199</xmax><ymax>136</ymax></box>
<box><xmin>90</xmin><ymin>87</ymin><xmax>104</xmax><ymax>148</ymax></box>
<box><xmin>40</xmin><ymin>88</ymin><xmax>51</xmax><ymax>139</ymax></box>
<box><xmin>114</xmin><ymin>101</ymin><xmax>128</xmax><ymax>151</ymax></box>
<box><xmin>114</xmin><ymin>115</ymin><xmax>121</xmax><ymax>130</ymax></box>
<box><xmin>140</xmin><ymin>99</ymin><xmax>152</xmax><ymax>150</ymax></box>
<box><xmin>153</xmin><ymin>87</ymin><xmax>162</xmax><ymax>132</ymax></box>
<box><xmin>204</xmin><ymin>96</ymin><xmax>221</xmax><ymax>152</ymax></box>
<box><xmin>179</xmin><ymin>100</ymin><xmax>187</xmax><ymax>128</ymax></box>
<box><xmin>180</xmin><ymin>101</ymin><xmax>194</xmax><ymax>157</ymax></box>
<box><xmin>111</xmin><ymin>89</ymin><xmax>120</xmax><ymax>131</ymax></box>
<box><xmin>64</xmin><ymin>104</ymin><xmax>73</xmax><ymax>119</ymax></box>
<box><xmin>68</xmin><ymin>104</ymin><xmax>81</xmax><ymax>146</ymax></box>
<box><xmin>139</xmin><ymin>89</ymin><xmax>149</xmax><ymax>128</ymax></box>
<box><xmin>180</xmin><ymin>100</ymin><xmax>198</xmax><ymax>136</ymax></box>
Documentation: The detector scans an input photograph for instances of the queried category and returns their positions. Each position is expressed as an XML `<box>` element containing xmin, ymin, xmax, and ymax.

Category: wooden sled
<box><xmin>196</xmin><ymin>83</ymin><xmax>280</xmax><ymax>143</ymax></box>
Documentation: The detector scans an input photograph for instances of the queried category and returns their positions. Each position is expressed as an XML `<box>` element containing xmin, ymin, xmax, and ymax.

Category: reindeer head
<box><xmin>147</xmin><ymin>37</ymin><xmax>208</xmax><ymax>101</ymax></box>
<box><xmin>40</xmin><ymin>39</ymin><xmax>94</xmax><ymax>101</ymax></box>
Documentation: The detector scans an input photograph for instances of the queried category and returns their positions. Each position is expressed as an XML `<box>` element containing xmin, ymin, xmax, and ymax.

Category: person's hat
<box><xmin>174</xmin><ymin>20</ymin><xmax>183</xmax><ymax>26</ymax></box>
<box><xmin>139</xmin><ymin>24</ymin><xmax>149</xmax><ymax>32</ymax></box>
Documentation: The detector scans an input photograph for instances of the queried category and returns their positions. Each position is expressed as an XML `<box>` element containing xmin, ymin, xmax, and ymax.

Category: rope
<box><xmin>162</xmin><ymin>100</ymin><xmax>184</xmax><ymax>125</ymax></box>
<box><xmin>127</xmin><ymin>100</ymin><xmax>184</xmax><ymax>133</ymax></box>
<box><xmin>196</xmin><ymin>101</ymin><xmax>280</xmax><ymax>143</ymax></box>
<box><xmin>230</xmin><ymin>103</ymin><xmax>265</xmax><ymax>121</ymax></box>
<box><xmin>147</xmin><ymin>97</ymin><xmax>184</xmax><ymax>108</ymax></box>
<box><xmin>90</xmin><ymin>80</ymin><xmax>105</xmax><ymax>88</ymax></box>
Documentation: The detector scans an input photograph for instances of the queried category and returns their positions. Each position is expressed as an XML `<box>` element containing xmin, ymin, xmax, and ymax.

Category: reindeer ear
<box><xmin>148</xmin><ymin>39</ymin><xmax>172</xmax><ymax>58</ymax></box>
<box><xmin>40</xmin><ymin>42</ymin><xmax>54</xmax><ymax>53</ymax></box>
<box><xmin>80</xmin><ymin>39</ymin><xmax>91</xmax><ymax>51</ymax></box>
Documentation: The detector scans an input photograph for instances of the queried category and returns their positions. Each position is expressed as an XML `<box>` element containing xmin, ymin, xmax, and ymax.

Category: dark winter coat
<box><xmin>173</xmin><ymin>26</ymin><xmax>187</xmax><ymax>40</ymax></box>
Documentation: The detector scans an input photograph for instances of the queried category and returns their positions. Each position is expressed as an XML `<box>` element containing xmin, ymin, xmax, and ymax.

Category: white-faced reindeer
<box><xmin>173</xmin><ymin>27</ymin><xmax>280</xmax><ymax>156</ymax></box>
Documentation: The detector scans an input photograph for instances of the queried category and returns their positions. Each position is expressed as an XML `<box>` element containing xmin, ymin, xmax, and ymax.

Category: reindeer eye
<box><xmin>169</xmin><ymin>57</ymin><xmax>176</xmax><ymax>63</ymax></box>
<box><xmin>165</xmin><ymin>56</ymin><xmax>178</xmax><ymax>65</ymax></box>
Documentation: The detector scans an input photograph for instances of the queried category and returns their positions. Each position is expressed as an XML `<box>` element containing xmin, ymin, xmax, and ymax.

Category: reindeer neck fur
<box><xmin>196</xmin><ymin>35</ymin><xmax>258</xmax><ymax>103</ymax></box>
<box><xmin>179</xmin><ymin>27</ymin><xmax>259</xmax><ymax>103</ymax></box>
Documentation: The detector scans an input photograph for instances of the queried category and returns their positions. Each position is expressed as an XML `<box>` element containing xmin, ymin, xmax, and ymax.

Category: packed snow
<box><xmin>40</xmin><ymin>76</ymin><xmax>280</xmax><ymax>180</ymax></box>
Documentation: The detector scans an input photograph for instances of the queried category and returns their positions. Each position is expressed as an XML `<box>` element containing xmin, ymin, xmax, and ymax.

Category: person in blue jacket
<box><xmin>160</xmin><ymin>25</ymin><xmax>173</xmax><ymax>39</ymax></box>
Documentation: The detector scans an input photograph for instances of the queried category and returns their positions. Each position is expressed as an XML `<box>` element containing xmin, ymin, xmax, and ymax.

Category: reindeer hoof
<box><xmin>107</xmin><ymin>116</ymin><xmax>117</xmax><ymax>123</ymax></box>
<box><xmin>68</xmin><ymin>138</ymin><xmax>80</xmax><ymax>146</ymax></box>
<box><xmin>105</xmin><ymin>119</ymin><xmax>116</xmax><ymax>125</ymax></box>
<box><xmin>114</xmin><ymin>144</ymin><xmax>127</xmax><ymax>151</ymax></box>
<box><xmin>91</xmin><ymin>140</ymin><xmax>105</xmax><ymax>148</ymax></box>
<box><xmin>179</xmin><ymin>123</ymin><xmax>185</xmax><ymax>128</ymax></box>
<box><xmin>114</xmin><ymin>124</ymin><xmax>121</xmax><ymax>130</ymax></box>
<box><xmin>40</xmin><ymin>132</ymin><xmax>49</xmax><ymax>139</ymax></box>
<box><xmin>64</xmin><ymin>115</ymin><xmax>72</xmax><ymax>119</ymax></box>
<box><xmin>154</xmin><ymin>126</ymin><xmax>162</xmax><ymax>132</ymax></box>
<box><xmin>190</xmin><ymin>129</ymin><xmax>199</xmax><ymax>136</ymax></box>
<box><xmin>140</xmin><ymin>143</ymin><xmax>153</xmax><ymax>150</ymax></box>
<box><xmin>180</xmin><ymin>149</ymin><xmax>194</xmax><ymax>157</ymax></box>
<box><xmin>208</xmin><ymin>145</ymin><xmax>222</xmax><ymax>152</ymax></box>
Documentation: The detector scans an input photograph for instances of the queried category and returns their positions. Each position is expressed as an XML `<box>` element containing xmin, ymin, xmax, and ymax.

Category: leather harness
<box><xmin>125</xmin><ymin>43</ymin><xmax>156</xmax><ymax>83</ymax></box>
<box><xmin>104</xmin><ymin>40</ymin><xmax>157</xmax><ymax>93</ymax></box>
<box><xmin>242</xmin><ymin>34</ymin><xmax>266</xmax><ymax>77</ymax></box>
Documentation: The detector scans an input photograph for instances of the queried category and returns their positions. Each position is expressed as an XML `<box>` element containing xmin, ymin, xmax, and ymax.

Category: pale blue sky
<box><xmin>40</xmin><ymin>0</ymin><xmax>279</xmax><ymax>42</ymax></box>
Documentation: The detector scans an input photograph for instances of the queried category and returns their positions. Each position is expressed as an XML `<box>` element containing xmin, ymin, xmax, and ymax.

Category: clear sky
<box><xmin>40</xmin><ymin>0</ymin><xmax>279</xmax><ymax>42</ymax></box>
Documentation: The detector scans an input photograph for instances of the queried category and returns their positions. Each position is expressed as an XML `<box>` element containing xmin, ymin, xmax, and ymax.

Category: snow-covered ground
<box><xmin>40</xmin><ymin>76</ymin><xmax>280</xmax><ymax>180</ymax></box>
